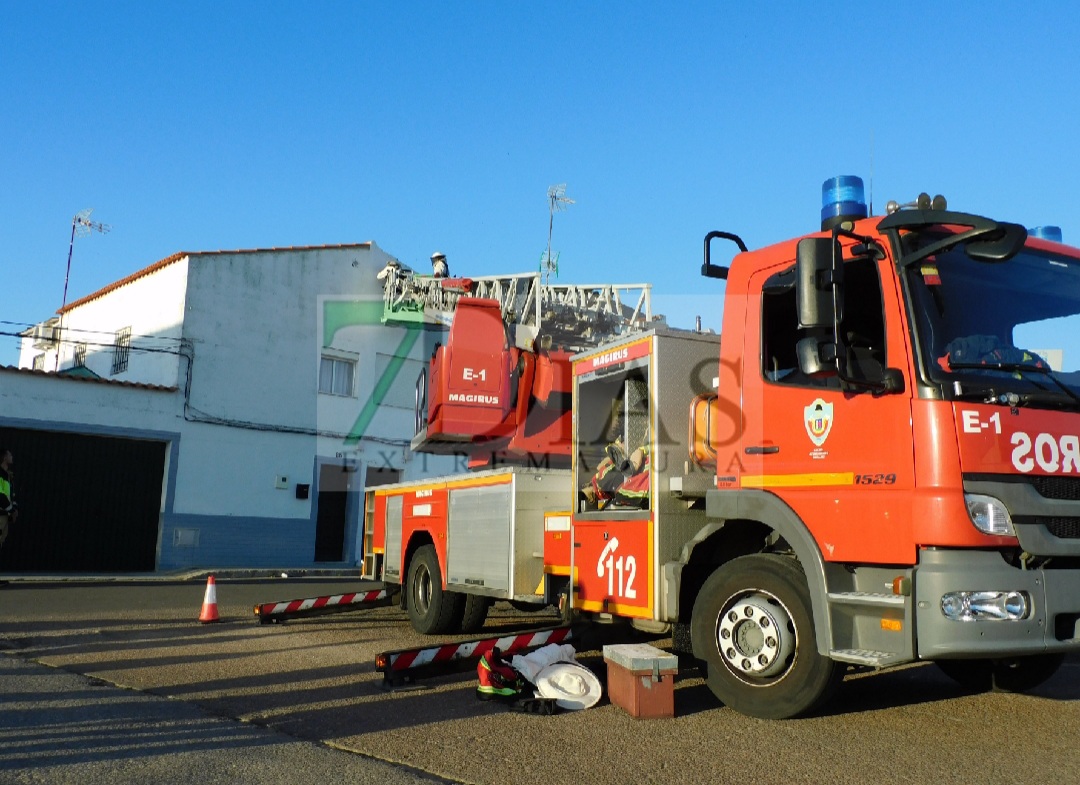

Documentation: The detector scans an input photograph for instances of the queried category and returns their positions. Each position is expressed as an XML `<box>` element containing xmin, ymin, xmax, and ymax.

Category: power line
<box><xmin>0</xmin><ymin>332</ymin><xmax>413</xmax><ymax>447</ymax></box>
<box><xmin>1</xmin><ymin>320</ymin><xmax>187</xmax><ymax>347</ymax></box>
<box><xmin>0</xmin><ymin>330</ymin><xmax>186</xmax><ymax>357</ymax></box>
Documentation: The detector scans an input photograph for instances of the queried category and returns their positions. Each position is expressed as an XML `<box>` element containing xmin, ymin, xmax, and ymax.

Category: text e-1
<box><xmin>962</xmin><ymin>410</ymin><xmax>1001</xmax><ymax>434</ymax></box>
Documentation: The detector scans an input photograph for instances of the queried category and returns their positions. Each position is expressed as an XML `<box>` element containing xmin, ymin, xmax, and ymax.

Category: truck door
<box><xmin>571</xmin><ymin>338</ymin><xmax>655</xmax><ymax>620</ymax></box>
<box><xmin>739</xmin><ymin>253</ymin><xmax>916</xmax><ymax>564</ymax></box>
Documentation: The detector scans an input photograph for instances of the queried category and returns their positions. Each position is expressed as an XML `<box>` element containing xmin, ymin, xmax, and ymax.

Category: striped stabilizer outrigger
<box><xmin>377</xmin><ymin>625</ymin><xmax>575</xmax><ymax>686</ymax></box>
<box><xmin>254</xmin><ymin>587</ymin><xmax>397</xmax><ymax>623</ymax></box>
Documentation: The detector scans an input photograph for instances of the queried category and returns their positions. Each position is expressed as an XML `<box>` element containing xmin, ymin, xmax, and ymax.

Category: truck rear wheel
<box><xmin>936</xmin><ymin>654</ymin><xmax>1064</xmax><ymax>693</ymax></box>
<box><xmin>691</xmin><ymin>554</ymin><xmax>840</xmax><ymax>720</ymax></box>
<box><xmin>459</xmin><ymin>595</ymin><xmax>491</xmax><ymax>634</ymax></box>
<box><xmin>407</xmin><ymin>544</ymin><xmax>464</xmax><ymax>634</ymax></box>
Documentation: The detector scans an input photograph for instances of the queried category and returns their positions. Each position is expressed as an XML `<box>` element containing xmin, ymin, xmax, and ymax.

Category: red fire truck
<box><xmin>365</xmin><ymin>178</ymin><xmax>1080</xmax><ymax>719</ymax></box>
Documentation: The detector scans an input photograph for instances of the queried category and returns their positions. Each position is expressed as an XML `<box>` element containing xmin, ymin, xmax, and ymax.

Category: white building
<box><xmin>4</xmin><ymin>243</ymin><xmax>455</xmax><ymax>573</ymax></box>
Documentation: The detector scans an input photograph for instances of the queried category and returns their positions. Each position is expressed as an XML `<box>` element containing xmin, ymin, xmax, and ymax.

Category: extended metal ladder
<box><xmin>378</xmin><ymin>265</ymin><xmax>654</xmax><ymax>351</ymax></box>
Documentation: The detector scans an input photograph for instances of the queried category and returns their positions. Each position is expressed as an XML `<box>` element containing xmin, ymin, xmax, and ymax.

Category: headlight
<box><xmin>964</xmin><ymin>493</ymin><xmax>1015</xmax><ymax>536</ymax></box>
<box><xmin>941</xmin><ymin>590</ymin><xmax>1030</xmax><ymax>621</ymax></box>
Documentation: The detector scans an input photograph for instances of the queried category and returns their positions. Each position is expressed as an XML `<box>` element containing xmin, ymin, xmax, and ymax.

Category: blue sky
<box><xmin>3</xmin><ymin>3</ymin><xmax>1079</xmax><ymax>366</ymax></box>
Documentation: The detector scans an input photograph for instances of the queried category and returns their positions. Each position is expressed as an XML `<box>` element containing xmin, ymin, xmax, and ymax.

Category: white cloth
<box><xmin>511</xmin><ymin>643</ymin><xmax>577</xmax><ymax>685</ymax></box>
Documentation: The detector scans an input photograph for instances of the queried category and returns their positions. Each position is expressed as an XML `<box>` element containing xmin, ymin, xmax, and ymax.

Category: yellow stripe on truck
<box><xmin>741</xmin><ymin>472</ymin><xmax>855</xmax><ymax>488</ymax></box>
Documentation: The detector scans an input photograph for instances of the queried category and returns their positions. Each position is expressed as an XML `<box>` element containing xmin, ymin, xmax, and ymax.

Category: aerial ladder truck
<box><xmin>365</xmin><ymin>176</ymin><xmax>1080</xmax><ymax>720</ymax></box>
<box><xmin>362</xmin><ymin>263</ymin><xmax>655</xmax><ymax>633</ymax></box>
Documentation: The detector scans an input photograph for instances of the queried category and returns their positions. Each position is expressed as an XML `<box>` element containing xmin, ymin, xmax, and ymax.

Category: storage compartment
<box><xmin>602</xmin><ymin>643</ymin><xmax>678</xmax><ymax>719</ymax></box>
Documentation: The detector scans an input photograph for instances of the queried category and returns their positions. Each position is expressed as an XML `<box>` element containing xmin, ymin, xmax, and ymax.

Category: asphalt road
<box><xmin>2</xmin><ymin>577</ymin><xmax>1079</xmax><ymax>785</ymax></box>
<box><xmin>0</xmin><ymin>655</ymin><xmax>445</xmax><ymax>785</ymax></box>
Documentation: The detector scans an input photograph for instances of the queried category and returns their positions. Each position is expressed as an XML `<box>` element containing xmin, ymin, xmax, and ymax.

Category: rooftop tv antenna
<box><xmin>55</xmin><ymin>209</ymin><xmax>110</xmax><ymax>370</ymax></box>
<box><xmin>541</xmin><ymin>184</ymin><xmax>574</xmax><ymax>284</ymax></box>
<box><xmin>62</xmin><ymin>209</ymin><xmax>111</xmax><ymax>313</ymax></box>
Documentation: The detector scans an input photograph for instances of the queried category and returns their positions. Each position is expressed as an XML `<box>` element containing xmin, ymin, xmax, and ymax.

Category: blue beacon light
<box><xmin>821</xmin><ymin>175</ymin><xmax>868</xmax><ymax>231</ymax></box>
<box><xmin>1028</xmin><ymin>226</ymin><xmax>1063</xmax><ymax>243</ymax></box>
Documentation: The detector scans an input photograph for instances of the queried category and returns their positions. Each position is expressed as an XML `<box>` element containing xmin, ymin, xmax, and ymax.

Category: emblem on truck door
<box><xmin>804</xmin><ymin>398</ymin><xmax>834</xmax><ymax>448</ymax></box>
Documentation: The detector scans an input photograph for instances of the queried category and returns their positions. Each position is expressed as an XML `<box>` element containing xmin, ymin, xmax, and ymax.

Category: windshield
<box><xmin>903</xmin><ymin>231</ymin><xmax>1080</xmax><ymax>407</ymax></box>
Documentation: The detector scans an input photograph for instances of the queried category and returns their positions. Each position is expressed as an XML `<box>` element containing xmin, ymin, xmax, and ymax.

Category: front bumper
<box><xmin>916</xmin><ymin>548</ymin><xmax>1080</xmax><ymax>659</ymax></box>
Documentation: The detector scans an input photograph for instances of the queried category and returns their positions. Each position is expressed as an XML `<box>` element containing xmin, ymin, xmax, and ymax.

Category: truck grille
<box><xmin>1045</xmin><ymin>518</ymin><xmax>1080</xmax><ymax>539</ymax></box>
<box><xmin>1029</xmin><ymin>476</ymin><xmax>1080</xmax><ymax>501</ymax></box>
<box><xmin>1015</xmin><ymin>516</ymin><xmax>1080</xmax><ymax>539</ymax></box>
<box><xmin>966</xmin><ymin>475</ymin><xmax>1080</xmax><ymax>539</ymax></box>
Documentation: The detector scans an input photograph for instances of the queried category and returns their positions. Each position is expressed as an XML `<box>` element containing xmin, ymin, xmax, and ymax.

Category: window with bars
<box><xmin>319</xmin><ymin>355</ymin><xmax>356</xmax><ymax>397</ymax></box>
<box><xmin>73</xmin><ymin>342</ymin><xmax>87</xmax><ymax>368</ymax></box>
<box><xmin>32</xmin><ymin>354</ymin><xmax>45</xmax><ymax>371</ymax></box>
<box><xmin>111</xmin><ymin>327</ymin><xmax>131</xmax><ymax>375</ymax></box>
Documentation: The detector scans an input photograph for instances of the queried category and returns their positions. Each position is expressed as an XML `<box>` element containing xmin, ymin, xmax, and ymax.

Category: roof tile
<box><xmin>59</xmin><ymin>242</ymin><xmax>373</xmax><ymax>313</ymax></box>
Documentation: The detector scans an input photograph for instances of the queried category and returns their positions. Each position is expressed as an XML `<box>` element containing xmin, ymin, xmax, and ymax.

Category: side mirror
<box><xmin>702</xmin><ymin>230</ymin><xmax>748</xmax><ymax>279</ymax></box>
<box><xmin>879</xmin><ymin>367</ymin><xmax>906</xmax><ymax>394</ymax></box>
<box><xmin>796</xmin><ymin>336</ymin><xmax>840</xmax><ymax>378</ymax></box>
<box><xmin>796</xmin><ymin>237</ymin><xmax>844</xmax><ymax>328</ymax></box>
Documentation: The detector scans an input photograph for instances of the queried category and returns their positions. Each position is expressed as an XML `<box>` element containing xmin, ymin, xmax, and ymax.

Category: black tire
<box><xmin>459</xmin><ymin>595</ymin><xmax>491</xmax><ymax>634</ymax></box>
<box><xmin>407</xmin><ymin>544</ymin><xmax>463</xmax><ymax>634</ymax></box>
<box><xmin>936</xmin><ymin>654</ymin><xmax>1064</xmax><ymax>693</ymax></box>
<box><xmin>690</xmin><ymin>554</ymin><xmax>840</xmax><ymax>720</ymax></box>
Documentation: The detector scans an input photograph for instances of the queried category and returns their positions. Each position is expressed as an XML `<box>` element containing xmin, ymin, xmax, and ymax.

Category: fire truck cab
<box><xmin>566</xmin><ymin>178</ymin><xmax>1080</xmax><ymax>719</ymax></box>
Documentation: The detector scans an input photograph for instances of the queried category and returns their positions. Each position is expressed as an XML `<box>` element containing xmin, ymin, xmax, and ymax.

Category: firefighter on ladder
<box><xmin>430</xmin><ymin>251</ymin><xmax>449</xmax><ymax>278</ymax></box>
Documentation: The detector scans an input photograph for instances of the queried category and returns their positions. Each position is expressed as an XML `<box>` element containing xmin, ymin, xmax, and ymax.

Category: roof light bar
<box><xmin>820</xmin><ymin>175</ymin><xmax>868</xmax><ymax>231</ymax></box>
<box><xmin>1028</xmin><ymin>225</ymin><xmax>1063</xmax><ymax>243</ymax></box>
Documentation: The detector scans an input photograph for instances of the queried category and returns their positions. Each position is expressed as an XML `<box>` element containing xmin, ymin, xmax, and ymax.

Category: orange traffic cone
<box><xmin>199</xmin><ymin>575</ymin><xmax>221</xmax><ymax>623</ymax></box>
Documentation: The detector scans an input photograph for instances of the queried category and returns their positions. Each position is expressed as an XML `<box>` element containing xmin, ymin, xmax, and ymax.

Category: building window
<box><xmin>73</xmin><ymin>342</ymin><xmax>87</xmax><ymax>368</ymax></box>
<box><xmin>111</xmin><ymin>327</ymin><xmax>131</xmax><ymax>375</ymax></box>
<box><xmin>319</xmin><ymin>355</ymin><xmax>355</xmax><ymax>397</ymax></box>
<box><xmin>32</xmin><ymin>354</ymin><xmax>45</xmax><ymax>371</ymax></box>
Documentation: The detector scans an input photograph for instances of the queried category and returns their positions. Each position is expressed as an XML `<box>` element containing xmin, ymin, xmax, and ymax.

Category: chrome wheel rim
<box><xmin>716</xmin><ymin>589</ymin><xmax>797</xmax><ymax>682</ymax></box>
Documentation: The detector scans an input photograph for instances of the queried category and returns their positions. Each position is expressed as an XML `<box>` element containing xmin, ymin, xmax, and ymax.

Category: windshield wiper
<box><xmin>947</xmin><ymin>362</ymin><xmax>1080</xmax><ymax>407</ymax></box>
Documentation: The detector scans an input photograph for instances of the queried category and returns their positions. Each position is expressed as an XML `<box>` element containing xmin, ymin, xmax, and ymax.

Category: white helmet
<box><xmin>431</xmin><ymin>251</ymin><xmax>446</xmax><ymax>260</ymax></box>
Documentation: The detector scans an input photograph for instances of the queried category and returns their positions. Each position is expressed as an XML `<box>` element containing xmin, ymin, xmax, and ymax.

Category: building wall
<box><xmin>165</xmin><ymin>244</ymin><xmax>459</xmax><ymax>568</ymax></box>
<box><xmin>0</xmin><ymin>367</ymin><xmax>182</xmax><ymax>432</ymax></box>
<box><xmin>19</xmin><ymin>257</ymin><xmax>189</xmax><ymax>386</ymax></box>
<box><xmin>8</xmin><ymin>244</ymin><xmax>462</xmax><ymax>572</ymax></box>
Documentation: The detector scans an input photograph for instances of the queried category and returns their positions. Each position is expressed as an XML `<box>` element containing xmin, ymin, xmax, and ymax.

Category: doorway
<box><xmin>314</xmin><ymin>463</ymin><xmax>354</xmax><ymax>562</ymax></box>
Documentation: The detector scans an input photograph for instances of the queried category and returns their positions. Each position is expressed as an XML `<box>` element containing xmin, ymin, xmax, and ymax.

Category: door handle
<box><xmin>745</xmin><ymin>445</ymin><xmax>780</xmax><ymax>455</ymax></box>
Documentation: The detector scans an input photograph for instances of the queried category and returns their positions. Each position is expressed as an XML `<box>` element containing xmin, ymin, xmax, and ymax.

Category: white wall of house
<box><xmin>166</xmin><ymin>244</ymin><xmax>459</xmax><ymax>567</ymax></box>
<box><xmin>0</xmin><ymin>367</ymin><xmax>182</xmax><ymax>432</ymax></box>
<box><xmin>19</xmin><ymin>256</ymin><xmax>189</xmax><ymax>385</ymax></box>
<box><xmin>10</xmin><ymin>243</ymin><xmax>461</xmax><ymax>571</ymax></box>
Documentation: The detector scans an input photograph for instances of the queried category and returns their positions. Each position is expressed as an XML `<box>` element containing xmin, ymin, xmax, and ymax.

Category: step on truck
<box><xmin>366</xmin><ymin>177</ymin><xmax>1080</xmax><ymax>719</ymax></box>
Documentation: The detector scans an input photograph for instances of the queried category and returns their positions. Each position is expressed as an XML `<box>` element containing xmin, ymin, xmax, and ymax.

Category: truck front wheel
<box><xmin>936</xmin><ymin>654</ymin><xmax>1064</xmax><ymax>693</ymax></box>
<box><xmin>407</xmin><ymin>544</ymin><xmax>464</xmax><ymax>634</ymax></box>
<box><xmin>691</xmin><ymin>554</ymin><xmax>840</xmax><ymax>719</ymax></box>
